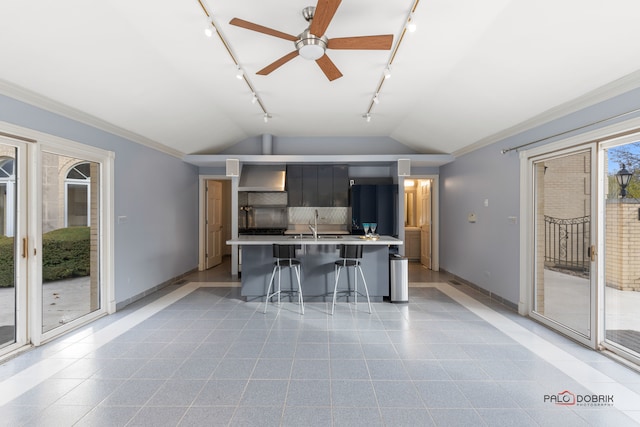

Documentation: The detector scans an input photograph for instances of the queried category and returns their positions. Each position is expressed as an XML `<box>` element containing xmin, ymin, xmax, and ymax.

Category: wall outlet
<box><xmin>468</xmin><ymin>213</ymin><xmax>477</xmax><ymax>223</ymax></box>
<box><xmin>508</xmin><ymin>216</ymin><xmax>518</xmax><ymax>225</ymax></box>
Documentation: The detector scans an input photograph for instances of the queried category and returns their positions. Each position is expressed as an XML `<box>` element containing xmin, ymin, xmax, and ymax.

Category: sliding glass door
<box><xmin>40</xmin><ymin>152</ymin><xmax>101</xmax><ymax>335</ymax></box>
<box><xmin>602</xmin><ymin>137</ymin><xmax>640</xmax><ymax>364</ymax></box>
<box><xmin>530</xmin><ymin>146</ymin><xmax>597</xmax><ymax>347</ymax></box>
<box><xmin>0</xmin><ymin>136</ymin><xmax>27</xmax><ymax>354</ymax></box>
<box><xmin>0</xmin><ymin>124</ymin><xmax>113</xmax><ymax>357</ymax></box>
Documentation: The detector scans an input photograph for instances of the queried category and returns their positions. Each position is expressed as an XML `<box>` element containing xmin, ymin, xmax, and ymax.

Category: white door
<box><xmin>205</xmin><ymin>180</ymin><xmax>222</xmax><ymax>269</ymax></box>
<box><xmin>420</xmin><ymin>180</ymin><xmax>432</xmax><ymax>269</ymax></box>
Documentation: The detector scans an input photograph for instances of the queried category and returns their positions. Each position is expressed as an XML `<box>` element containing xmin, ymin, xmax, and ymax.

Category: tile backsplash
<box><xmin>242</xmin><ymin>192</ymin><xmax>288</xmax><ymax>206</ymax></box>
<box><xmin>289</xmin><ymin>207</ymin><xmax>350</xmax><ymax>225</ymax></box>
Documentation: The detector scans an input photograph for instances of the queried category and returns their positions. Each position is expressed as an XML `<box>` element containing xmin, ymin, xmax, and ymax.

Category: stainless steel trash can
<box><xmin>389</xmin><ymin>254</ymin><xmax>408</xmax><ymax>303</ymax></box>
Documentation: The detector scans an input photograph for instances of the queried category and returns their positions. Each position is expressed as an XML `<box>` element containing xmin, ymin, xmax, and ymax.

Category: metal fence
<box><xmin>544</xmin><ymin>215</ymin><xmax>590</xmax><ymax>272</ymax></box>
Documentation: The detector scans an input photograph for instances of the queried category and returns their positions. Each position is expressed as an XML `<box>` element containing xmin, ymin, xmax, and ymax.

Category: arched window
<box><xmin>0</xmin><ymin>157</ymin><xmax>16</xmax><ymax>236</ymax></box>
<box><xmin>65</xmin><ymin>162</ymin><xmax>90</xmax><ymax>227</ymax></box>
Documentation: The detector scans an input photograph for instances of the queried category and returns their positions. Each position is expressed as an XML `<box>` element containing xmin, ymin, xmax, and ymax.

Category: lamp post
<box><xmin>616</xmin><ymin>164</ymin><xmax>633</xmax><ymax>198</ymax></box>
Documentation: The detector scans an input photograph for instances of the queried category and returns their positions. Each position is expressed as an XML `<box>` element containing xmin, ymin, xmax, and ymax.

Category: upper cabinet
<box><xmin>332</xmin><ymin>165</ymin><xmax>349</xmax><ymax>207</ymax></box>
<box><xmin>286</xmin><ymin>165</ymin><xmax>303</xmax><ymax>206</ymax></box>
<box><xmin>287</xmin><ymin>164</ymin><xmax>348</xmax><ymax>207</ymax></box>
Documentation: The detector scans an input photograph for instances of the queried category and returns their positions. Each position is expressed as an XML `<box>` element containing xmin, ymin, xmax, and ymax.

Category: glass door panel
<box><xmin>41</xmin><ymin>152</ymin><xmax>100</xmax><ymax>333</ymax></box>
<box><xmin>0</xmin><ymin>144</ymin><xmax>18</xmax><ymax>349</ymax></box>
<box><xmin>532</xmin><ymin>148</ymin><xmax>595</xmax><ymax>342</ymax></box>
<box><xmin>603</xmin><ymin>142</ymin><xmax>640</xmax><ymax>361</ymax></box>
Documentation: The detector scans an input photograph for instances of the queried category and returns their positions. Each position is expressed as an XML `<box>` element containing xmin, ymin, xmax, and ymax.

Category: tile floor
<box><xmin>0</xmin><ymin>262</ymin><xmax>640</xmax><ymax>426</ymax></box>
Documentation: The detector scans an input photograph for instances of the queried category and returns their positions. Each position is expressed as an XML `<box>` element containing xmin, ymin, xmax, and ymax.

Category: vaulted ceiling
<box><xmin>2</xmin><ymin>0</ymin><xmax>640</xmax><ymax>157</ymax></box>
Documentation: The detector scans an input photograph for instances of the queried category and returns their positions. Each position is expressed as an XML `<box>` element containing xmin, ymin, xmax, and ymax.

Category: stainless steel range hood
<box><xmin>238</xmin><ymin>164</ymin><xmax>286</xmax><ymax>192</ymax></box>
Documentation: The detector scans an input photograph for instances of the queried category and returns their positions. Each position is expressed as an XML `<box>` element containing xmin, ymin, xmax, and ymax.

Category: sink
<box><xmin>318</xmin><ymin>235</ymin><xmax>343</xmax><ymax>239</ymax></box>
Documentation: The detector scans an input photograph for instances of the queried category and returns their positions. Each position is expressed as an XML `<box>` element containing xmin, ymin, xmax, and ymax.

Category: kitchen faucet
<box><xmin>309</xmin><ymin>209</ymin><xmax>318</xmax><ymax>239</ymax></box>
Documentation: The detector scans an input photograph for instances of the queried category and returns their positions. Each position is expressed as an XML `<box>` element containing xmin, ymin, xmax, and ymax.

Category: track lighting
<box><xmin>383</xmin><ymin>66</ymin><xmax>391</xmax><ymax>79</ymax></box>
<box><xmin>373</xmin><ymin>93</ymin><xmax>380</xmax><ymax>104</ymax></box>
<box><xmin>362</xmin><ymin>113</ymin><xmax>371</xmax><ymax>122</ymax></box>
<box><xmin>196</xmin><ymin>2</ymin><xmax>270</xmax><ymax>119</ymax></box>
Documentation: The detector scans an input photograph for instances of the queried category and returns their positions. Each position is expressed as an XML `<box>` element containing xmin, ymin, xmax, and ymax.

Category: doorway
<box><xmin>403</xmin><ymin>175</ymin><xmax>439</xmax><ymax>271</ymax></box>
<box><xmin>199</xmin><ymin>177</ymin><xmax>232</xmax><ymax>272</ymax></box>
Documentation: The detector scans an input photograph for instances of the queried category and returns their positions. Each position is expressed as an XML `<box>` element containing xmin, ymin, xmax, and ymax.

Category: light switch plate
<box><xmin>468</xmin><ymin>213</ymin><xmax>477</xmax><ymax>223</ymax></box>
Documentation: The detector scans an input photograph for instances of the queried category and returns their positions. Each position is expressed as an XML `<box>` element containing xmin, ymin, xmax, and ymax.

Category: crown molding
<box><xmin>453</xmin><ymin>70</ymin><xmax>640</xmax><ymax>158</ymax></box>
<box><xmin>0</xmin><ymin>79</ymin><xmax>184</xmax><ymax>158</ymax></box>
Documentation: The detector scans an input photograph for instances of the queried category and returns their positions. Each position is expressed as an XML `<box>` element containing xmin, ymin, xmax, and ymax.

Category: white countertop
<box><xmin>227</xmin><ymin>235</ymin><xmax>403</xmax><ymax>246</ymax></box>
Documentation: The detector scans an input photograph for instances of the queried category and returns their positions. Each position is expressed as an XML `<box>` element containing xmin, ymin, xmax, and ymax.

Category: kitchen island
<box><xmin>227</xmin><ymin>235</ymin><xmax>403</xmax><ymax>302</ymax></box>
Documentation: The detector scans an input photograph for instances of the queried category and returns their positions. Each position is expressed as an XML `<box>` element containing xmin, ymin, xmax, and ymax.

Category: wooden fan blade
<box><xmin>309</xmin><ymin>0</ymin><xmax>341</xmax><ymax>37</ymax></box>
<box><xmin>315</xmin><ymin>54</ymin><xmax>343</xmax><ymax>81</ymax></box>
<box><xmin>229</xmin><ymin>18</ymin><xmax>297</xmax><ymax>42</ymax></box>
<box><xmin>257</xmin><ymin>51</ymin><xmax>299</xmax><ymax>75</ymax></box>
<box><xmin>328</xmin><ymin>35</ymin><xmax>393</xmax><ymax>50</ymax></box>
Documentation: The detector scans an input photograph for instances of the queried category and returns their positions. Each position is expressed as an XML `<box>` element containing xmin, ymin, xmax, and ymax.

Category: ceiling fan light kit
<box><xmin>295</xmin><ymin>29</ymin><xmax>328</xmax><ymax>60</ymax></box>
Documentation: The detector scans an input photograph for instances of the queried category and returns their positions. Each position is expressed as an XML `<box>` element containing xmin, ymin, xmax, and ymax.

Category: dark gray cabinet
<box><xmin>302</xmin><ymin>165</ymin><xmax>318</xmax><ymax>207</ymax></box>
<box><xmin>286</xmin><ymin>165</ymin><xmax>303</xmax><ymax>206</ymax></box>
<box><xmin>332</xmin><ymin>165</ymin><xmax>349</xmax><ymax>207</ymax></box>
<box><xmin>286</xmin><ymin>164</ymin><xmax>348</xmax><ymax>207</ymax></box>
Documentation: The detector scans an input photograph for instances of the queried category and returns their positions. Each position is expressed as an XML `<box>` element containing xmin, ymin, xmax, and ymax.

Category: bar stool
<box><xmin>331</xmin><ymin>244</ymin><xmax>371</xmax><ymax>315</ymax></box>
<box><xmin>264</xmin><ymin>244</ymin><xmax>304</xmax><ymax>315</ymax></box>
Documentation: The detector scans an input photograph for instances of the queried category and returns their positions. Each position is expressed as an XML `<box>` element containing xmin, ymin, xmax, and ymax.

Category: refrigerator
<box><xmin>350</xmin><ymin>184</ymin><xmax>398</xmax><ymax>236</ymax></box>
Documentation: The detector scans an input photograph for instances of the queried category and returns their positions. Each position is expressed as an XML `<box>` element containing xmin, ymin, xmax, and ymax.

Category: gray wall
<box><xmin>439</xmin><ymin>87</ymin><xmax>640</xmax><ymax>305</ymax></box>
<box><xmin>1</xmin><ymin>94</ymin><xmax>200</xmax><ymax>304</ymax></box>
<box><xmin>219</xmin><ymin>135</ymin><xmax>420</xmax><ymax>155</ymax></box>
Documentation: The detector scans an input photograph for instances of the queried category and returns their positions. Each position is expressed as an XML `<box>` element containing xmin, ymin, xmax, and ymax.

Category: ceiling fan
<box><xmin>229</xmin><ymin>0</ymin><xmax>393</xmax><ymax>81</ymax></box>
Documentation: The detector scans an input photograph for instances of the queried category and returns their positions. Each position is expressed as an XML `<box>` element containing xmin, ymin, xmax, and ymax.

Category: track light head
<box><xmin>406</xmin><ymin>14</ymin><xmax>417</xmax><ymax>33</ymax></box>
<box><xmin>204</xmin><ymin>17</ymin><xmax>216</xmax><ymax>37</ymax></box>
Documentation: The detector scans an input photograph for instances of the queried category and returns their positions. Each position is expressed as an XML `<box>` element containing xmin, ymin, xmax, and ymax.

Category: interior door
<box><xmin>530</xmin><ymin>146</ymin><xmax>597</xmax><ymax>347</ymax></box>
<box><xmin>420</xmin><ymin>180</ymin><xmax>432</xmax><ymax>269</ymax></box>
<box><xmin>206</xmin><ymin>180</ymin><xmax>222</xmax><ymax>269</ymax></box>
